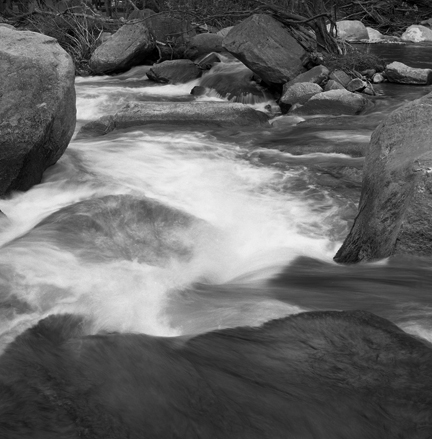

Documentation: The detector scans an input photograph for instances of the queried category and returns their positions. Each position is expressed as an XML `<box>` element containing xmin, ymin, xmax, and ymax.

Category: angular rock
<box><xmin>283</xmin><ymin>65</ymin><xmax>329</xmax><ymax>90</ymax></box>
<box><xmin>401</xmin><ymin>25</ymin><xmax>432</xmax><ymax>43</ymax></box>
<box><xmin>280</xmin><ymin>82</ymin><xmax>323</xmax><ymax>106</ymax></box>
<box><xmin>78</xmin><ymin>102</ymin><xmax>269</xmax><ymax>138</ymax></box>
<box><xmin>366</xmin><ymin>27</ymin><xmax>384</xmax><ymax>41</ymax></box>
<box><xmin>324</xmin><ymin>79</ymin><xmax>345</xmax><ymax>91</ymax></box>
<box><xmin>384</xmin><ymin>61</ymin><xmax>432</xmax><ymax>85</ymax></box>
<box><xmin>334</xmin><ymin>92</ymin><xmax>432</xmax><ymax>263</ymax></box>
<box><xmin>147</xmin><ymin>59</ymin><xmax>201</xmax><ymax>84</ymax></box>
<box><xmin>291</xmin><ymin>89</ymin><xmax>368</xmax><ymax>116</ymax></box>
<box><xmin>329</xmin><ymin>69</ymin><xmax>351</xmax><ymax>87</ymax></box>
<box><xmin>89</xmin><ymin>21</ymin><xmax>155</xmax><ymax>74</ymax></box>
<box><xmin>216</xmin><ymin>26</ymin><xmax>233</xmax><ymax>38</ymax></box>
<box><xmin>0</xmin><ymin>28</ymin><xmax>76</xmax><ymax>196</ymax></box>
<box><xmin>222</xmin><ymin>14</ymin><xmax>307</xmax><ymax>85</ymax></box>
<box><xmin>184</xmin><ymin>33</ymin><xmax>224</xmax><ymax>60</ymax></box>
<box><xmin>335</xmin><ymin>20</ymin><xmax>369</xmax><ymax>41</ymax></box>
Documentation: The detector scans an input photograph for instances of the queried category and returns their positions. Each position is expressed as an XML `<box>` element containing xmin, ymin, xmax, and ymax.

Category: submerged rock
<box><xmin>0</xmin><ymin>27</ymin><xmax>76</xmax><ymax>196</ymax></box>
<box><xmin>20</xmin><ymin>194</ymin><xmax>208</xmax><ymax>265</ymax></box>
<box><xmin>147</xmin><ymin>59</ymin><xmax>201</xmax><ymax>84</ymax></box>
<box><xmin>222</xmin><ymin>14</ymin><xmax>307</xmax><ymax>85</ymax></box>
<box><xmin>89</xmin><ymin>21</ymin><xmax>155</xmax><ymax>74</ymax></box>
<box><xmin>335</xmin><ymin>91</ymin><xmax>432</xmax><ymax>263</ymax></box>
<box><xmin>384</xmin><ymin>61</ymin><xmax>432</xmax><ymax>85</ymax></box>
<box><xmin>1</xmin><ymin>310</ymin><xmax>431</xmax><ymax>438</ymax></box>
<box><xmin>78</xmin><ymin>102</ymin><xmax>269</xmax><ymax>137</ymax></box>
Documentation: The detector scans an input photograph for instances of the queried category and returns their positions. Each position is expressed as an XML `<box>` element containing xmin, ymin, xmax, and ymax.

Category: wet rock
<box><xmin>195</xmin><ymin>52</ymin><xmax>221</xmax><ymax>70</ymax></box>
<box><xmin>222</xmin><ymin>14</ymin><xmax>307</xmax><ymax>85</ymax></box>
<box><xmin>198</xmin><ymin>62</ymin><xmax>269</xmax><ymax>103</ymax></box>
<box><xmin>184</xmin><ymin>33</ymin><xmax>224</xmax><ymax>60</ymax></box>
<box><xmin>334</xmin><ymin>91</ymin><xmax>432</xmax><ymax>263</ymax></box>
<box><xmin>89</xmin><ymin>21</ymin><xmax>155</xmax><ymax>74</ymax></box>
<box><xmin>334</xmin><ymin>20</ymin><xmax>369</xmax><ymax>41</ymax></box>
<box><xmin>291</xmin><ymin>89</ymin><xmax>369</xmax><ymax>116</ymax></box>
<box><xmin>25</xmin><ymin>194</ymin><xmax>207</xmax><ymax>265</ymax></box>
<box><xmin>384</xmin><ymin>61</ymin><xmax>432</xmax><ymax>85</ymax></box>
<box><xmin>147</xmin><ymin>59</ymin><xmax>201</xmax><ymax>84</ymax></box>
<box><xmin>401</xmin><ymin>24</ymin><xmax>432</xmax><ymax>42</ymax></box>
<box><xmin>0</xmin><ymin>27</ymin><xmax>75</xmax><ymax>196</ymax></box>
<box><xmin>280</xmin><ymin>82</ymin><xmax>323</xmax><ymax>106</ymax></box>
<box><xmin>78</xmin><ymin>102</ymin><xmax>269</xmax><ymax>138</ymax></box>
<box><xmin>329</xmin><ymin>69</ymin><xmax>351</xmax><ymax>87</ymax></box>
<box><xmin>2</xmin><ymin>310</ymin><xmax>432</xmax><ymax>438</ymax></box>
<box><xmin>346</xmin><ymin>78</ymin><xmax>367</xmax><ymax>92</ymax></box>
<box><xmin>283</xmin><ymin>65</ymin><xmax>329</xmax><ymax>89</ymax></box>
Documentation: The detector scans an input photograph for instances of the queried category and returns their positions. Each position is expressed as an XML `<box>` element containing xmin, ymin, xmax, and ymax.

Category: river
<box><xmin>1</xmin><ymin>45</ymin><xmax>432</xmax><ymax>437</ymax></box>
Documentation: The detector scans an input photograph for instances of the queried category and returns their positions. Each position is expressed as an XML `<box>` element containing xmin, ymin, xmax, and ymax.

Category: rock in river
<box><xmin>0</xmin><ymin>27</ymin><xmax>76</xmax><ymax>196</ymax></box>
<box><xmin>335</xmin><ymin>91</ymin><xmax>432</xmax><ymax>263</ymax></box>
<box><xmin>78</xmin><ymin>102</ymin><xmax>269</xmax><ymax>137</ymax></box>
<box><xmin>222</xmin><ymin>14</ymin><xmax>307</xmax><ymax>85</ymax></box>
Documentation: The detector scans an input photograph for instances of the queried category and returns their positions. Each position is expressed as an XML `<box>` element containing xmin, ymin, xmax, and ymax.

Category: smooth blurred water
<box><xmin>1</xmin><ymin>55</ymin><xmax>432</xmax><ymax>353</ymax></box>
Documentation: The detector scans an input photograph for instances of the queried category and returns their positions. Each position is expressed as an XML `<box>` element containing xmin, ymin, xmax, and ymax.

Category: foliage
<box><xmin>322</xmin><ymin>46</ymin><xmax>386</xmax><ymax>74</ymax></box>
<box><xmin>25</xmin><ymin>11</ymin><xmax>104</xmax><ymax>75</ymax></box>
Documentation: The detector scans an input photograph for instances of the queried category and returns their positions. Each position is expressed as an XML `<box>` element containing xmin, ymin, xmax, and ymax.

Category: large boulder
<box><xmin>334</xmin><ymin>92</ymin><xmax>432</xmax><ymax>263</ymax></box>
<box><xmin>78</xmin><ymin>102</ymin><xmax>269</xmax><ymax>138</ymax></box>
<box><xmin>334</xmin><ymin>20</ymin><xmax>369</xmax><ymax>41</ymax></box>
<box><xmin>2</xmin><ymin>310</ymin><xmax>432</xmax><ymax>438</ymax></box>
<box><xmin>366</xmin><ymin>27</ymin><xmax>385</xmax><ymax>41</ymax></box>
<box><xmin>384</xmin><ymin>61</ymin><xmax>432</xmax><ymax>85</ymax></box>
<box><xmin>184</xmin><ymin>33</ymin><xmax>224</xmax><ymax>60</ymax></box>
<box><xmin>291</xmin><ymin>89</ymin><xmax>368</xmax><ymax>116</ymax></box>
<box><xmin>401</xmin><ymin>24</ymin><xmax>432</xmax><ymax>42</ymax></box>
<box><xmin>222</xmin><ymin>14</ymin><xmax>307</xmax><ymax>85</ymax></box>
<box><xmin>89</xmin><ymin>21</ymin><xmax>155</xmax><ymax>74</ymax></box>
<box><xmin>147</xmin><ymin>59</ymin><xmax>201</xmax><ymax>84</ymax></box>
<box><xmin>0</xmin><ymin>27</ymin><xmax>76</xmax><ymax>196</ymax></box>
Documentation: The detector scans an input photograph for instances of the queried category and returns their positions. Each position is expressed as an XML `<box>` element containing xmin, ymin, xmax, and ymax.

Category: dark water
<box><xmin>1</xmin><ymin>50</ymin><xmax>432</xmax><ymax>438</ymax></box>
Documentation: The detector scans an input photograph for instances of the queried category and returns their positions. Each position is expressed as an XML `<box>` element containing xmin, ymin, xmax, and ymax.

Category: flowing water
<box><xmin>2</xmin><ymin>46</ymin><xmax>432</xmax><ymax>437</ymax></box>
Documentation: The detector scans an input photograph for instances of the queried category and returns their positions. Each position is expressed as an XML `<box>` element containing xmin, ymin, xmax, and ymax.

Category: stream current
<box><xmin>1</xmin><ymin>44</ymin><xmax>432</xmax><ymax>437</ymax></box>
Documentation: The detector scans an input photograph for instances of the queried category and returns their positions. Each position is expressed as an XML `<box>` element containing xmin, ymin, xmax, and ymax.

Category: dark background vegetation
<box><xmin>0</xmin><ymin>0</ymin><xmax>431</xmax><ymax>74</ymax></box>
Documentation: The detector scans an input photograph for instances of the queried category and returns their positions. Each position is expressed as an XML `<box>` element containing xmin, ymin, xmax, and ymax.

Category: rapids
<box><xmin>2</xmin><ymin>46</ymin><xmax>432</xmax><ymax>438</ymax></box>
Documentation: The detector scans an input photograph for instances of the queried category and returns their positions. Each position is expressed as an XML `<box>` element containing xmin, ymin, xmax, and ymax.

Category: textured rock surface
<box><xmin>401</xmin><ymin>25</ymin><xmax>432</xmax><ymax>42</ymax></box>
<box><xmin>335</xmin><ymin>20</ymin><xmax>369</xmax><ymax>41</ymax></box>
<box><xmin>89</xmin><ymin>21</ymin><xmax>154</xmax><ymax>74</ymax></box>
<box><xmin>291</xmin><ymin>90</ymin><xmax>368</xmax><ymax>116</ymax></box>
<box><xmin>335</xmin><ymin>92</ymin><xmax>432</xmax><ymax>263</ymax></box>
<box><xmin>0</xmin><ymin>27</ymin><xmax>76</xmax><ymax>196</ymax></box>
<box><xmin>78</xmin><ymin>102</ymin><xmax>269</xmax><ymax>138</ymax></box>
<box><xmin>222</xmin><ymin>14</ymin><xmax>307</xmax><ymax>85</ymax></box>
<box><xmin>280</xmin><ymin>82</ymin><xmax>323</xmax><ymax>106</ymax></box>
<box><xmin>147</xmin><ymin>59</ymin><xmax>201</xmax><ymax>83</ymax></box>
<box><xmin>384</xmin><ymin>61</ymin><xmax>432</xmax><ymax>85</ymax></box>
<box><xmin>283</xmin><ymin>65</ymin><xmax>329</xmax><ymax>89</ymax></box>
